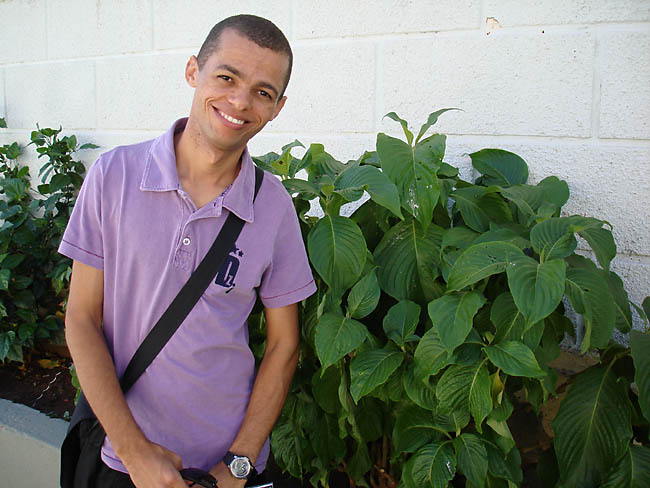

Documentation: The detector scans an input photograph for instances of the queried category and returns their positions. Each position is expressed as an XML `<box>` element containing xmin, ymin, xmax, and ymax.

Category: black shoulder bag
<box><xmin>60</xmin><ymin>166</ymin><xmax>264</xmax><ymax>488</ymax></box>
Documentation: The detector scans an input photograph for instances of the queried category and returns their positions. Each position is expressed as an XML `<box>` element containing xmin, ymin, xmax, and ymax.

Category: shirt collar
<box><xmin>140</xmin><ymin>117</ymin><xmax>257</xmax><ymax>223</ymax></box>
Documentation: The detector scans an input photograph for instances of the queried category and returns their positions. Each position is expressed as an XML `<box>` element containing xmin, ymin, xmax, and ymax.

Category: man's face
<box><xmin>185</xmin><ymin>29</ymin><xmax>289</xmax><ymax>154</ymax></box>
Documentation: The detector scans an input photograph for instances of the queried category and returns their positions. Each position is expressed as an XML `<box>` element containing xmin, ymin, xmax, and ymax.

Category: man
<box><xmin>61</xmin><ymin>15</ymin><xmax>315</xmax><ymax>488</ymax></box>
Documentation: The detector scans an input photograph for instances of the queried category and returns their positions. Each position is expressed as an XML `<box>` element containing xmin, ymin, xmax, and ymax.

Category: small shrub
<box><xmin>0</xmin><ymin>123</ymin><xmax>97</xmax><ymax>362</ymax></box>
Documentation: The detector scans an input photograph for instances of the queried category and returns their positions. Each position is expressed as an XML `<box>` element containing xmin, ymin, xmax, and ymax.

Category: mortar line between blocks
<box><xmin>94</xmin><ymin>60</ymin><xmax>99</xmax><ymax>130</ymax></box>
<box><xmin>289</xmin><ymin>0</ymin><xmax>297</xmax><ymax>42</ymax></box>
<box><xmin>149</xmin><ymin>0</ymin><xmax>155</xmax><ymax>50</ymax></box>
<box><xmin>2</xmin><ymin>68</ymin><xmax>6</xmax><ymax>120</ymax></box>
<box><xmin>44</xmin><ymin>0</ymin><xmax>50</xmax><ymax>60</ymax></box>
<box><xmin>374</xmin><ymin>42</ymin><xmax>383</xmax><ymax>133</ymax></box>
<box><xmin>480</xmin><ymin>0</ymin><xmax>488</xmax><ymax>33</ymax></box>
<box><xmin>590</xmin><ymin>31</ymin><xmax>602</xmax><ymax>140</ymax></box>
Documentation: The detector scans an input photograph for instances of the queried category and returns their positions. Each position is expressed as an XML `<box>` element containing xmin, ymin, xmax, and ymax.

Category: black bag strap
<box><xmin>119</xmin><ymin>166</ymin><xmax>264</xmax><ymax>394</ymax></box>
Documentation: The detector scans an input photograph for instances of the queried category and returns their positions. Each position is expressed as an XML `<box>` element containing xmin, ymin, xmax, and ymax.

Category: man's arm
<box><xmin>209</xmin><ymin>303</ymin><xmax>300</xmax><ymax>487</ymax></box>
<box><xmin>65</xmin><ymin>260</ymin><xmax>187</xmax><ymax>488</ymax></box>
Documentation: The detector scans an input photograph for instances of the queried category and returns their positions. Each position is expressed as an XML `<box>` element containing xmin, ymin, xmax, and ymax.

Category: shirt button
<box><xmin>182</xmin><ymin>237</ymin><xmax>191</xmax><ymax>246</ymax></box>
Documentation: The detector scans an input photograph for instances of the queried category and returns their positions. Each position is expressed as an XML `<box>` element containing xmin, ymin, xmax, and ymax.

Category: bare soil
<box><xmin>0</xmin><ymin>349</ymin><xmax>77</xmax><ymax>419</ymax></box>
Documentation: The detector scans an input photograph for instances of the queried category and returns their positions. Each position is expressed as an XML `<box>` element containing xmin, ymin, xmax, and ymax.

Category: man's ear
<box><xmin>272</xmin><ymin>96</ymin><xmax>287</xmax><ymax>120</ymax></box>
<box><xmin>185</xmin><ymin>55</ymin><xmax>199</xmax><ymax>88</ymax></box>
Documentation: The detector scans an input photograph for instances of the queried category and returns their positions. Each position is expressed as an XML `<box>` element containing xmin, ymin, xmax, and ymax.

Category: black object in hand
<box><xmin>180</xmin><ymin>468</ymin><xmax>218</xmax><ymax>488</ymax></box>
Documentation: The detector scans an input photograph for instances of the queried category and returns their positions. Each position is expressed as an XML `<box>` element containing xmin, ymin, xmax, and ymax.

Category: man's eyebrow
<box><xmin>215</xmin><ymin>63</ymin><xmax>242</xmax><ymax>78</ymax></box>
<box><xmin>257</xmin><ymin>81</ymin><xmax>280</xmax><ymax>98</ymax></box>
<box><xmin>215</xmin><ymin>63</ymin><xmax>280</xmax><ymax>98</ymax></box>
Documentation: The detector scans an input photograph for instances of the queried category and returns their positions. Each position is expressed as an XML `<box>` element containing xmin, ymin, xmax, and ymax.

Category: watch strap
<box><xmin>223</xmin><ymin>451</ymin><xmax>258</xmax><ymax>480</ymax></box>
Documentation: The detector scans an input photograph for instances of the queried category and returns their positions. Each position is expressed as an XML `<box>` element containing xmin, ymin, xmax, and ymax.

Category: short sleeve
<box><xmin>259</xmin><ymin>203</ymin><xmax>316</xmax><ymax>309</ymax></box>
<box><xmin>58</xmin><ymin>160</ymin><xmax>104</xmax><ymax>270</ymax></box>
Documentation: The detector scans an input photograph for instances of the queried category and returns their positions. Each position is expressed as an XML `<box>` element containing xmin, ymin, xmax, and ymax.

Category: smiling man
<box><xmin>61</xmin><ymin>15</ymin><xmax>315</xmax><ymax>488</ymax></box>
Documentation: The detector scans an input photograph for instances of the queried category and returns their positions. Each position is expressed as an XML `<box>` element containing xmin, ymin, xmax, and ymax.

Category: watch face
<box><xmin>231</xmin><ymin>457</ymin><xmax>251</xmax><ymax>479</ymax></box>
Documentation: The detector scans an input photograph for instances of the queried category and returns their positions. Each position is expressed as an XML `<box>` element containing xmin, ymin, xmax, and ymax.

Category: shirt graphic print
<box><xmin>215</xmin><ymin>245</ymin><xmax>244</xmax><ymax>292</ymax></box>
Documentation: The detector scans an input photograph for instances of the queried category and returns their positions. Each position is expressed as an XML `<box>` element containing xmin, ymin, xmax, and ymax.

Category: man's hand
<box><xmin>119</xmin><ymin>439</ymin><xmax>187</xmax><ymax>488</ymax></box>
<box><xmin>210</xmin><ymin>461</ymin><xmax>247</xmax><ymax>488</ymax></box>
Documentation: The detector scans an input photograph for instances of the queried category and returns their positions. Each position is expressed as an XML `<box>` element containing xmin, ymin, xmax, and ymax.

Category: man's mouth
<box><xmin>217</xmin><ymin>109</ymin><xmax>246</xmax><ymax>126</ymax></box>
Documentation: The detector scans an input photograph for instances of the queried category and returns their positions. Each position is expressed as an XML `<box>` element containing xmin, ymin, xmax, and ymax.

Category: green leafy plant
<box><xmin>0</xmin><ymin>124</ymin><xmax>97</xmax><ymax>362</ymax></box>
<box><xmin>252</xmin><ymin>110</ymin><xmax>650</xmax><ymax>487</ymax></box>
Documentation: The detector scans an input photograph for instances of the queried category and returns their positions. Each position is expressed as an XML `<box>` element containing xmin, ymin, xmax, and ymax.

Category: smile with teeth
<box><xmin>218</xmin><ymin>109</ymin><xmax>246</xmax><ymax>126</ymax></box>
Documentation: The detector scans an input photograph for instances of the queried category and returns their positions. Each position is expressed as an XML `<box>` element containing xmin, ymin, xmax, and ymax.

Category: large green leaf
<box><xmin>271</xmin><ymin>419</ymin><xmax>305</xmax><ymax>478</ymax></box>
<box><xmin>484</xmin><ymin>341</ymin><xmax>546</xmax><ymax>378</ymax></box>
<box><xmin>393</xmin><ymin>405</ymin><xmax>445</xmax><ymax>454</ymax></box>
<box><xmin>0</xmin><ymin>269</ymin><xmax>10</xmax><ymax>291</ymax></box>
<box><xmin>604</xmin><ymin>271</ymin><xmax>633</xmax><ymax>333</ymax></box>
<box><xmin>356</xmin><ymin>397</ymin><xmax>384</xmax><ymax>442</ymax></box>
<box><xmin>413</xmin><ymin>108</ymin><xmax>458</xmax><ymax>145</ymax></box>
<box><xmin>468</xmin><ymin>360</ymin><xmax>492</xmax><ymax>432</ymax></box>
<box><xmin>382</xmin><ymin>300</ymin><xmax>421</xmax><ymax>346</ymax></box>
<box><xmin>0</xmin><ymin>177</ymin><xmax>29</xmax><ymax>201</ymax></box>
<box><xmin>436</xmin><ymin>364</ymin><xmax>475</xmax><ymax>416</ymax></box>
<box><xmin>552</xmin><ymin>365</ymin><xmax>632</xmax><ymax>487</ymax></box>
<box><xmin>530</xmin><ymin>217</ymin><xmax>577</xmax><ymax>261</ymax></box>
<box><xmin>334</xmin><ymin>165</ymin><xmax>403</xmax><ymax>218</ymax></box>
<box><xmin>374</xmin><ymin>218</ymin><xmax>444</xmax><ymax>304</ymax></box>
<box><xmin>414</xmin><ymin>326</ymin><xmax>450</xmax><ymax>379</ymax></box>
<box><xmin>384</xmin><ymin>111</ymin><xmax>414</xmax><ymax>145</ymax></box>
<box><xmin>451</xmin><ymin>186</ymin><xmax>512</xmax><ymax>232</ymax></box>
<box><xmin>314</xmin><ymin>313</ymin><xmax>367</xmax><ymax>369</ymax></box>
<box><xmin>376</xmin><ymin>132</ymin><xmax>443</xmax><ymax>227</ymax></box>
<box><xmin>447</xmin><ymin>241</ymin><xmax>523</xmax><ymax>291</ymax></box>
<box><xmin>282</xmin><ymin>178</ymin><xmax>320</xmax><ymax>199</ymax></box>
<box><xmin>428</xmin><ymin>291</ymin><xmax>486</xmax><ymax>353</ymax></box>
<box><xmin>409</xmin><ymin>442</ymin><xmax>457</xmax><ymax>488</ymax></box>
<box><xmin>309</xmin><ymin>413</ymin><xmax>346</xmax><ymax>464</ymax></box>
<box><xmin>270</xmin><ymin>140</ymin><xmax>305</xmax><ymax>178</ymax></box>
<box><xmin>434</xmin><ymin>412</ymin><xmax>470</xmax><ymax>437</ymax></box>
<box><xmin>580</xmin><ymin>227</ymin><xmax>616</xmax><ymax>271</ymax></box>
<box><xmin>602</xmin><ymin>446</ymin><xmax>650</xmax><ymax>488</ymax></box>
<box><xmin>403</xmin><ymin>363</ymin><xmax>438</xmax><ymax>411</ymax></box>
<box><xmin>568</xmin><ymin>216</ymin><xmax>616</xmax><ymax>270</ymax></box>
<box><xmin>453</xmin><ymin>433</ymin><xmax>488</xmax><ymax>486</ymax></box>
<box><xmin>348</xmin><ymin>441</ymin><xmax>372</xmax><ymax>483</ymax></box>
<box><xmin>305</xmin><ymin>144</ymin><xmax>346</xmax><ymax>182</ymax></box>
<box><xmin>537</xmin><ymin>176</ymin><xmax>570</xmax><ymax>211</ymax></box>
<box><xmin>350</xmin><ymin>346</ymin><xmax>404</xmax><ymax>402</ymax></box>
<box><xmin>347</xmin><ymin>269</ymin><xmax>380</xmax><ymax>319</ymax></box>
<box><xmin>630</xmin><ymin>330</ymin><xmax>650</xmax><ymax>423</ymax></box>
<box><xmin>506</xmin><ymin>255</ymin><xmax>566</xmax><ymax>327</ymax></box>
<box><xmin>485</xmin><ymin>442</ymin><xmax>523</xmax><ymax>485</ymax></box>
<box><xmin>470</xmin><ymin>149</ymin><xmax>529</xmax><ymax>187</ymax></box>
<box><xmin>500</xmin><ymin>184</ymin><xmax>546</xmax><ymax>219</ymax></box>
<box><xmin>312</xmin><ymin>366</ymin><xmax>341</xmax><ymax>414</ymax></box>
<box><xmin>440</xmin><ymin>226</ymin><xmax>479</xmax><ymax>253</ymax></box>
<box><xmin>307</xmin><ymin>215</ymin><xmax>366</xmax><ymax>297</ymax></box>
<box><xmin>473</xmin><ymin>226</ymin><xmax>530</xmax><ymax>249</ymax></box>
<box><xmin>565</xmin><ymin>266</ymin><xmax>617</xmax><ymax>352</ymax></box>
<box><xmin>491</xmin><ymin>292</ymin><xmax>541</xmax><ymax>349</ymax></box>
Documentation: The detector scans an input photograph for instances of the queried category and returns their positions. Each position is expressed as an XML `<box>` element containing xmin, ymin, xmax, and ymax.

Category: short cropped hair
<box><xmin>197</xmin><ymin>14</ymin><xmax>293</xmax><ymax>97</ymax></box>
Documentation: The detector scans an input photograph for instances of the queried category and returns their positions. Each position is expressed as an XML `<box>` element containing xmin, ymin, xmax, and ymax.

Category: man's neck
<box><xmin>174</xmin><ymin>121</ymin><xmax>243</xmax><ymax>208</ymax></box>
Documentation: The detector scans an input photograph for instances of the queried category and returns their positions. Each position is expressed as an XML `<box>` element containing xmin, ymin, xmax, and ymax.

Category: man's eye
<box><xmin>259</xmin><ymin>90</ymin><xmax>272</xmax><ymax>99</ymax></box>
<box><xmin>218</xmin><ymin>75</ymin><xmax>232</xmax><ymax>82</ymax></box>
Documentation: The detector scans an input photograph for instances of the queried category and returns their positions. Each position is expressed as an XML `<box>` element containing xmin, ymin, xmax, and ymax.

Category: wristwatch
<box><xmin>223</xmin><ymin>451</ymin><xmax>258</xmax><ymax>480</ymax></box>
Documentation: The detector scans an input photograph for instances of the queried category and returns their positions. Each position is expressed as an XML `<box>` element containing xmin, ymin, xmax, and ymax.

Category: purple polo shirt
<box><xmin>59</xmin><ymin>118</ymin><xmax>316</xmax><ymax>473</ymax></box>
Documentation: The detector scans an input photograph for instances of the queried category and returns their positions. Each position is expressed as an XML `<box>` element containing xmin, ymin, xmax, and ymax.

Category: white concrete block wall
<box><xmin>0</xmin><ymin>0</ymin><xmax>47</xmax><ymax>63</ymax></box>
<box><xmin>47</xmin><ymin>0</ymin><xmax>153</xmax><ymax>59</ymax></box>
<box><xmin>599</xmin><ymin>31</ymin><xmax>650</xmax><ymax>139</ymax></box>
<box><xmin>0</xmin><ymin>0</ymin><xmax>648</xmax><ymax>326</ymax></box>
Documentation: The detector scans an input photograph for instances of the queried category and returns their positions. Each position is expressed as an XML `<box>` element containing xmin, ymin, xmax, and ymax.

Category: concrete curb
<box><xmin>0</xmin><ymin>398</ymin><xmax>68</xmax><ymax>488</ymax></box>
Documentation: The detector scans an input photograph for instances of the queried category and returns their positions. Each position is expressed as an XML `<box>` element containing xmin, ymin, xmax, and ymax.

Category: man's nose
<box><xmin>228</xmin><ymin>87</ymin><xmax>251</xmax><ymax>111</ymax></box>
